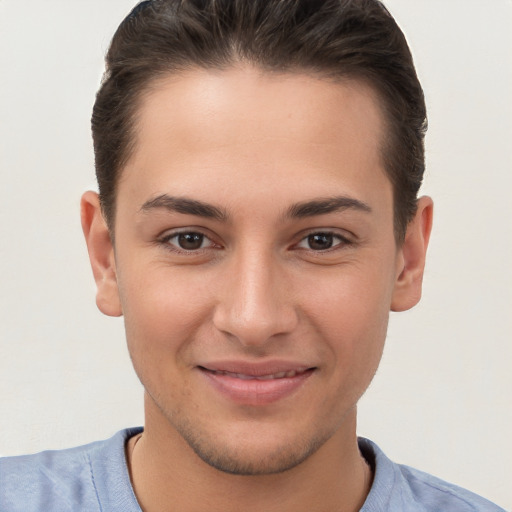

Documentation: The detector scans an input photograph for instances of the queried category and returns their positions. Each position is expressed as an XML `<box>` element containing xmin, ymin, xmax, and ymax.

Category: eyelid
<box><xmin>158</xmin><ymin>227</ymin><xmax>220</xmax><ymax>253</ymax></box>
<box><xmin>294</xmin><ymin>230</ymin><xmax>354</xmax><ymax>251</ymax></box>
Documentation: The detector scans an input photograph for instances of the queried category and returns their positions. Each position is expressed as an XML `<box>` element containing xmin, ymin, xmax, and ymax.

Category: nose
<box><xmin>212</xmin><ymin>248</ymin><xmax>299</xmax><ymax>347</ymax></box>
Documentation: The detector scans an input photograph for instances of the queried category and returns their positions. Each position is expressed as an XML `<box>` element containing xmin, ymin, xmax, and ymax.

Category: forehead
<box><xmin>134</xmin><ymin>66</ymin><xmax>384</xmax><ymax>155</ymax></box>
<box><xmin>118</xmin><ymin>66</ymin><xmax>390</xmax><ymax>215</ymax></box>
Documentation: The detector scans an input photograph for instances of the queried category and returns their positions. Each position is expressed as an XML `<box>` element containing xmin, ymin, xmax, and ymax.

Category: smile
<box><xmin>206</xmin><ymin>369</ymin><xmax>308</xmax><ymax>380</ymax></box>
<box><xmin>198</xmin><ymin>364</ymin><xmax>315</xmax><ymax>405</ymax></box>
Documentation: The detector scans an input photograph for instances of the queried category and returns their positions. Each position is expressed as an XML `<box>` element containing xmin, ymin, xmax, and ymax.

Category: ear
<box><xmin>80</xmin><ymin>191</ymin><xmax>123</xmax><ymax>317</ymax></box>
<box><xmin>391</xmin><ymin>196</ymin><xmax>433</xmax><ymax>312</ymax></box>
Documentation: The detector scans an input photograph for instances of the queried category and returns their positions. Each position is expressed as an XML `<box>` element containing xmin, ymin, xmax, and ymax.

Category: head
<box><xmin>82</xmin><ymin>0</ymin><xmax>432</xmax><ymax>477</ymax></box>
<box><xmin>92</xmin><ymin>0</ymin><xmax>427</xmax><ymax>243</ymax></box>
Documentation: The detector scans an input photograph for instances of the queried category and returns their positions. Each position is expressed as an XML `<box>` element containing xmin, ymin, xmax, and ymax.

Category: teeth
<box><xmin>235</xmin><ymin>373</ymin><xmax>253</xmax><ymax>380</ymax></box>
<box><xmin>211</xmin><ymin>369</ymin><xmax>306</xmax><ymax>379</ymax></box>
<box><xmin>257</xmin><ymin>373</ymin><xmax>281</xmax><ymax>380</ymax></box>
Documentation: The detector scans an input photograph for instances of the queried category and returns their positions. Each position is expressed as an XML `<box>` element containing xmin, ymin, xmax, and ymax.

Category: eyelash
<box><xmin>158</xmin><ymin>229</ymin><xmax>353</xmax><ymax>255</ymax></box>
<box><xmin>295</xmin><ymin>231</ymin><xmax>353</xmax><ymax>252</ymax></box>
<box><xmin>158</xmin><ymin>230</ymin><xmax>218</xmax><ymax>253</ymax></box>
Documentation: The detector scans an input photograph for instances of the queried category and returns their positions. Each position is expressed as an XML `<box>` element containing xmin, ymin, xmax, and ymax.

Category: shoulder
<box><xmin>0</xmin><ymin>428</ymin><xmax>142</xmax><ymax>512</ymax></box>
<box><xmin>0</xmin><ymin>440</ymin><xmax>101</xmax><ymax>512</ymax></box>
<box><xmin>396</xmin><ymin>463</ymin><xmax>506</xmax><ymax>512</ymax></box>
<box><xmin>359</xmin><ymin>438</ymin><xmax>506</xmax><ymax>512</ymax></box>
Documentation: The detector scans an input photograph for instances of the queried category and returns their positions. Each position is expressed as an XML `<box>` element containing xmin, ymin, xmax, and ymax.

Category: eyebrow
<box><xmin>140</xmin><ymin>194</ymin><xmax>227</xmax><ymax>221</ymax></box>
<box><xmin>286</xmin><ymin>196</ymin><xmax>372</xmax><ymax>218</ymax></box>
<box><xmin>139</xmin><ymin>194</ymin><xmax>371</xmax><ymax>221</ymax></box>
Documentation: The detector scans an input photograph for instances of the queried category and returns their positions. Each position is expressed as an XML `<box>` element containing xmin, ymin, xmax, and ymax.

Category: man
<box><xmin>0</xmin><ymin>1</ymin><xmax>507</xmax><ymax>511</ymax></box>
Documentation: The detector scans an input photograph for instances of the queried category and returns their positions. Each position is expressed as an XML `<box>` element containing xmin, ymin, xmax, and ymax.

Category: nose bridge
<box><xmin>213</xmin><ymin>243</ymin><xmax>297</xmax><ymax>345</ymax></box>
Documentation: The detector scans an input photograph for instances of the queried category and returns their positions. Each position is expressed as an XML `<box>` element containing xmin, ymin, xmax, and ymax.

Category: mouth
<box><xmin>201</xmin><ymin>368</ymin><xmax>310</xmax><ymax>380</ymax></box>
<box><xmin>197</xmin><ymin>363</ymin><xmax>316</xmax><ymax>405</ymax></box>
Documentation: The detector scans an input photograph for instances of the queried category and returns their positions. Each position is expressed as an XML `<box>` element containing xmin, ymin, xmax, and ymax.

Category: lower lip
<box><xmin>199</xmin><ymin>368</ymin><xmax>314</xmax><ymax>406</ymax></box>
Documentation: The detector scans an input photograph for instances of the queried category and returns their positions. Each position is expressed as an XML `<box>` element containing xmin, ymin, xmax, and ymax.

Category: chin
<box><xmin>170</xmin><ymin>413</ymin><xmax>333</xmax><ymax>476</ymax></box>
<box><xmin>187</xmin><ymin>433</ymin><xmax>326</xmax><ymax>476</ymax></box>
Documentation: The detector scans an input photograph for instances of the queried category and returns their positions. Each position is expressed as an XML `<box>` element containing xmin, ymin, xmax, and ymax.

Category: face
<box><xmin>83</xmin><ymin>67</ymin><xmax>431</xmax><ymax>475</ymax></box>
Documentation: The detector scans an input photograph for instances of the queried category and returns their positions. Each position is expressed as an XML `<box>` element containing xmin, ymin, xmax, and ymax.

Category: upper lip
<box><xmin>198</xmin><ymin>360</ymin><xmax>315</xmax><ymax>377</ymax></box>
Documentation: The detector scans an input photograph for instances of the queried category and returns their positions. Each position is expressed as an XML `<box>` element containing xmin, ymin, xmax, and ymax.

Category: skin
<box><xmin>81</xmin><ymin>66</ymin><xmax>433</xmax><ymax>512</ymax></box>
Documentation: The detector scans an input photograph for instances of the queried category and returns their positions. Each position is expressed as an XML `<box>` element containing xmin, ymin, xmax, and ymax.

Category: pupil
<box><xmin>178</xmin><ymin>233</ymin><xmax>203</xmax><ymax>250</ymax></box>
<box><xmin>308</xmin><ymin>233</ymin><xmax>333</xmax><ymax>250</ymax></box>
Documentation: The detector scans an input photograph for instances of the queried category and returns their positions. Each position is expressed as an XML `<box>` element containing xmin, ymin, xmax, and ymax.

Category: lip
<box><xmin>197</xmin><ymin>360</ymin><xmax>316</xmax><ymax>406</ymax></box>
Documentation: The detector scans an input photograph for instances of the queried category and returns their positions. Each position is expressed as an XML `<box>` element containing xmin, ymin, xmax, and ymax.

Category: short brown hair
<box><xmin>92</xmin><ymin>0</ymin><xmax>427</xmax><ymax>241</ymax></box>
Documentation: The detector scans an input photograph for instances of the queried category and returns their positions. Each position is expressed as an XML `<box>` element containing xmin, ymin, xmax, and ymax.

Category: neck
<box><xmin>127</xmin><ymin>399</ymin><xmax>372</xmax><ymax>512</ymax></box>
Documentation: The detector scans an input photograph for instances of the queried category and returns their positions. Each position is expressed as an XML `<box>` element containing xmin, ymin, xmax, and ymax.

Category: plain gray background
<box><xmin>0</xmin><ymin>1</ymin><xmax>511</xmax><ymax>509</ymax></box>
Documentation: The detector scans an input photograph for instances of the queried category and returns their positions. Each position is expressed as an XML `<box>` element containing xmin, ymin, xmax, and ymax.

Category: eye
<box><xmin>163</xmin><ymin>231</ymin><xmax>214</xmax><ymax>251</ymax></box>
<box><xmin>296</xmin><ymin>232</ymin><xmax>349</xmax><ymax>251</ymax></box>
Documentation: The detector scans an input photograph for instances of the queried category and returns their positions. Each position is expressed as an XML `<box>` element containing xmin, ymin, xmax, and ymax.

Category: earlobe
<box><xmin>391</xmin><ymin>196</ymin><xmax>433</xmax><ymax>312</ymax></box>
<box><xmin>80</xmin><ymin>191</ymin><xmax>123</xmax><ymax>317</ymax></box>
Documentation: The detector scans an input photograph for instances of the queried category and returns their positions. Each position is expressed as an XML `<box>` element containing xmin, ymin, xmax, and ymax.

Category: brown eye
<box><xmin>307</xmin><ymin>233</ymin><xmax>334</xmax><ymax>250</ymax></box>
<box><xmin>162</xmin><ymin>231</ymin><xmax>213</xmax><ymax>252</ymax></box>
<box><xmin>177</xmin><ymin>233</ymin><xmax>205</xmax><ymax>250</ymax></box>
<box><xmin>296</xmin><ymin>232</ymin><xmax>350</xmax><ymax>251</ymax></box>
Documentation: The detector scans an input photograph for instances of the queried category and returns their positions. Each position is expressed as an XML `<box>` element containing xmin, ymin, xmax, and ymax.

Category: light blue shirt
<box><xmin>0</xmin><ymin>428</ymin><xmax>506</xmax><ymax>511</ymax></box>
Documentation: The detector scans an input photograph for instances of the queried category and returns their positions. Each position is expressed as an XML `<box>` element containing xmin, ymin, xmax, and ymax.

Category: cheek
<box><xmin>303</xmin><ymin>262</ymin><xmax>394</xmax><ymax>377</ymax></box>
<box><xmin>118</xmin><ymin>263</ymin><xmax>213</xmax><ymax>374</ymax></box>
